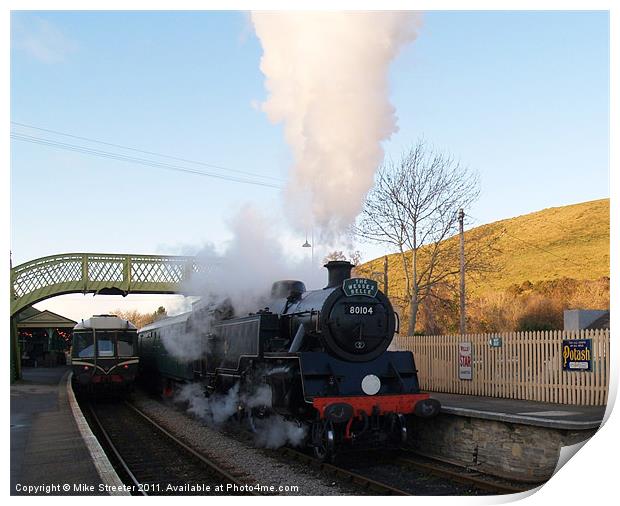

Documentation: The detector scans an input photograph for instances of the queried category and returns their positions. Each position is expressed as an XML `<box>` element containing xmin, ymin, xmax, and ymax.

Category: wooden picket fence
<box><xmin>394</xmin><ymin>329</ymin><xmax>609</xmax><ymax>406</ymax></box>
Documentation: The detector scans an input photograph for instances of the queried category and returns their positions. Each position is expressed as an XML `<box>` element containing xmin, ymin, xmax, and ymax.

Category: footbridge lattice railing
<box><xmin>10</xmin><ymin>253</ymin><xmax>204</xmax><ymax>317</ymax></box>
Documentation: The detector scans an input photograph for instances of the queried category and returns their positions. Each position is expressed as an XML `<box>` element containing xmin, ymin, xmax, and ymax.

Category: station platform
<box><xmin>10</xmin><ymin>367</ymin><xmax>125</xmax><ymax>496</ymax></box>
<box><xmin>429</xmin><ymin>392</ymin><xmax>606</xmax><ymax>430</ymax></box>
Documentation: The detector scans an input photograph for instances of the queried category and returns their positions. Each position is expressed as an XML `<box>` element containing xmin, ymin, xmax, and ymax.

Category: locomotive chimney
<box><xmin>324</xmin><ymin>260</ymin><xmax>353</xmax><ymax>289</ymax></box>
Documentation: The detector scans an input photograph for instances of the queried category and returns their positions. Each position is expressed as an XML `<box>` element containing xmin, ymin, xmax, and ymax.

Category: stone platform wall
<box><xmin>408</xmin><ymin>414</ymin><xmax>597</xmax><ymax>483</ymax></box>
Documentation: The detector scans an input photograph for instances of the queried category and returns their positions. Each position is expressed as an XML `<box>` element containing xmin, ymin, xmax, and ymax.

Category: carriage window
<box><xmin>96</xmin><ymin>331</ymin><xmax>115</xmax><ymax>357</ymax></box>
<box><xmin>74</xmin><ymin>331</ymin><xmax>94</xmax><ymax>358</ymax></box>
<box><xmin>117</xmin><ymin>331</ymin><xmax>137</xmax><ymax>356</ymax></box>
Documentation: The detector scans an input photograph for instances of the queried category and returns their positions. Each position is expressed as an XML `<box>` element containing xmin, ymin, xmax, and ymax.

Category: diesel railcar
<box><xmin>71</xmin><ymin>314</ymin><xmax>139</xmax><ymax>394</ymax></box>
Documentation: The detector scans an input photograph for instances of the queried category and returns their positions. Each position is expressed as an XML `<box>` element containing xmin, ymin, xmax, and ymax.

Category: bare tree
<box><xmin>323</xmin><ymin>250</ymin><xmax>362</xmax><ymax>266</ymax></box>
<box><xmin>356</xmin><ymin>139</ymin><xmax>495</xmax><ymax>335</ymax></box>
<box><xmin>348</xmin><ymin>250</ymin><xmax>362</xmax><ymax>267</ymax></box>
<box><xmin>323</xmin><ymin>250</ymin><xmax>348</xmax><ymax>263</ymax></box>
<box><xmin>113</xmin><ymin>306</ymin><xmax>168</xmax><ymax>330</ymax></box>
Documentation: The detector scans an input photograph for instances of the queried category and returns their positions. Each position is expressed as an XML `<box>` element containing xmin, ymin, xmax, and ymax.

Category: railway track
<box><xmin>279</xmin><ymin>446</ymin><xmax>411</xmax><ymax>495</ymax></box>
<box><xmin>85</xmin><ymin>400</ymin><xmax>257</xmax><ymax>496</ymax></box>
<box><xmin>86</xmin><ymin>391</ymin><xmax>538</xmax><ymax>496</ymax></box>
<box><xmin>393</xmin><ymin>453</ymin><xmax>540</xmax><ymax>495</ymax></box>
<box><xmin>280</xmin><ymin>445</ymin><xmax>538</xmax><ymax>495</ymax></box>
<box><xmin>224</xmin><ymin>415</ymin><xmax>520</xmax><ymax>495</ymax></box>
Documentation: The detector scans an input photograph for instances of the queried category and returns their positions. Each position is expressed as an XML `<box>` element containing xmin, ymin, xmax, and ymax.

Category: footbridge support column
<box><xmin>11</xmin><ymin>316</ymin><xmax>21</xmax><ymax>382</ymax></box>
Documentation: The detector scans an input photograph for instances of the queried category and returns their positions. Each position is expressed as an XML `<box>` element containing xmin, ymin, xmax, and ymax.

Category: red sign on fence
<box><xmin>459</xmin><ymin>341</ymin><xmax>472</xmax><ymax>380</ymax></box>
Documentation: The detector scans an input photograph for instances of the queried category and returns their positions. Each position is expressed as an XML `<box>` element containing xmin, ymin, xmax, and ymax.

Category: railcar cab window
<box><xmin>96</xmin><ymin>331</ymin><xmax>115</xmax><ymax>357</ymax></box>
<box><xmin>74</xmin><ymin>331</ymin><xmax>94</xmax><ymax>358</ymax></box>
<box><xmin>117</xmin><ymin>331</ymin><xmax>137</xmax><ymax>356</ymax></box>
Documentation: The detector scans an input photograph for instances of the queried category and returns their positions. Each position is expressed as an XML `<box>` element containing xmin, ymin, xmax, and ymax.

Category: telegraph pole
<box><xmin>459</xmin><ymin>209</ymin><xmax>466</xmax><ymax>335</ymax></box>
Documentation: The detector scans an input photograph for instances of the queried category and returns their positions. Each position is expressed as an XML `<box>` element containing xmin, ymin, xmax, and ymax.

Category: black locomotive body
<box><xmin>141</xmin><ymin>261</ymin><xmax>439</xmax><ymax>459</ymax></box>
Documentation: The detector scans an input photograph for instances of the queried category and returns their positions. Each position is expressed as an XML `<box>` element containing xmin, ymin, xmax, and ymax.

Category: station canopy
<box><xmin>15</xmin><ymin>307</ymin><xmax>77</xmax><ymax>329</ymax></box>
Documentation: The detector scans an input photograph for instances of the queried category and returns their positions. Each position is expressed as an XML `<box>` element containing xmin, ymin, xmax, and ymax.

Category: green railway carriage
<box><xmin>138</xmin><ymin>312</ymin><xmax>198</xmax><ymax>388</ymax></box>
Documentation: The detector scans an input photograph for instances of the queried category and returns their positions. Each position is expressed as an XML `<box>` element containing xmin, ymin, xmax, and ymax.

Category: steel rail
<box><xmin>86</xmin><ymin>403</ymin><xmax>147</xmax><ymax>496</ymax></box>
<box><xmin>123</xmin><ymin>401</ymin><xmax>255</xmax><ymax>491</ymax></box>
<box><xmin>86</xmin><ymin>401</ymin><xmax>258</xmax><ymax>496</ymax></box>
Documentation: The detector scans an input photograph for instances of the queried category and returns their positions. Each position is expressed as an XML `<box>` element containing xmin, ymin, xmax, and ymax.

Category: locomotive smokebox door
<box><xmin>319</xmin><ymin>277</ymin><xmax>396</xmax><ymax>362</ymax></box>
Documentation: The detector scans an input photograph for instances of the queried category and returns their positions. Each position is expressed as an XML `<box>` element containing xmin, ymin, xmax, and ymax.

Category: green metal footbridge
<box><xmin>10</xmin><ymin>253</ymin><xmax>204</xmax><ymax>380</ymax></box>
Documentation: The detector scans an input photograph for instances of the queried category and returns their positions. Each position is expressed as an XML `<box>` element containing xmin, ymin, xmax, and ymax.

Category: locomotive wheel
<box><xmin>246</xmin><ymin>406</ymin><xmax>270</xmax><ymax>433</ymax></box>
<box><xmin>312</xmin><ymin>421</ymin><xmax>335</xmax><ymax>463</ymax></box>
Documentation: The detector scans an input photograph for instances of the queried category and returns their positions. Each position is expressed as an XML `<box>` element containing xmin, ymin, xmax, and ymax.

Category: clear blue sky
<box><xmin>10</xmin><ymin>10</ymin><xmax>609</xmax><ymax>319</ymax></box>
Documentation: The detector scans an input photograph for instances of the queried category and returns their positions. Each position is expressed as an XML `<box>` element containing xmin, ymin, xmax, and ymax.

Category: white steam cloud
<box><xmin>159</xmin><ymin>316</ymin><xmax>205</xmax><ymax>362</ymax></box>
<box><xmin>175</xmin><ymin>382</ymin><xmax>307</xmax><ymax>448</ymax></box>
<box><xmin>252</xmin><ymin>417</ymin><xmax>307</xmax><ymax>449</ymax></box>
<box><xmin>161</xmin><ymin>205</ymin><xmax>327</xmax><ymax>362</ymax></box>
<box><xmin>176</xmin><ymin>382</ymin><xmax>240</xmax><ymax>425</ymax></box>
<box><xmin>251</xmin><ymin>11</ymin><xmax>421</xmax><ymax>236</ymax></box>
<box><xmin>183</xmin><ymin>204</ymin><xmax>324</xmax><ymax>315</ymax></box>
<box><xmin>188</xmin><ymin>205</ymin><xmax>296</xmax><ymax>314</ymax></box>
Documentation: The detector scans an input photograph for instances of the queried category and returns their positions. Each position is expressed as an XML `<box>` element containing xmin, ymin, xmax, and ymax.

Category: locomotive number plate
<box><xmin>345</xmin><ymin>303</ymin><xmax>375</xmax><ymax>315</ymax></box>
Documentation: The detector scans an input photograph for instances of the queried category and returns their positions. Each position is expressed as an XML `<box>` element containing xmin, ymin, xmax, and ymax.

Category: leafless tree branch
<box><xmin>355</xmin><ymin>138</ymin><xmax>495</xmax><ymax>334</ymax></box>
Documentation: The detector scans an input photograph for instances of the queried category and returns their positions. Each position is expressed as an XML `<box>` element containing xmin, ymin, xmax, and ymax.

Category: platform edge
<box><xmin>66</xmin><ymin>373</ymin><xmax>130</xmax><ymax>496</ymax></box>
<box><xmin>441</xmin><ymin>405</ymin><xmax>603</xmax><ymax>430</ymax></box>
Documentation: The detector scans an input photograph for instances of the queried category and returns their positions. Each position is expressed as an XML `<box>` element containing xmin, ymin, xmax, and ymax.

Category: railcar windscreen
<box><xmin>74</xmin><ymin>331</ymin><xmax>94</xmax><ymax>358</ymax></box>
<box><xmin>117</xmin><ymin>330</ymin><xmax>137</xmax><ymax>356</ymax></box>
<box><xmin>96</xmin><ymin>331</ymin><xmax>115</xmax><ymax>357</ymax></box>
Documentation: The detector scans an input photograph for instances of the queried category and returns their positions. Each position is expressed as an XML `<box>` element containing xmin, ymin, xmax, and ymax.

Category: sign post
<box><xmin>489</xmin><ymin>336</ymin><xmax>502</xmax><ymax>348</ymax></box>
<box><xmin>459</xmin><ymin>341</ymin><xmax>472</xmax><ymax>380</ymax></box>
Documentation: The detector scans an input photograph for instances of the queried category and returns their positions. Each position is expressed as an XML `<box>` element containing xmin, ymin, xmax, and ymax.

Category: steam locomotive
<box><xmin>138</xmin><ymin>261</ymin><xmax>439</xmax><ymax>460</ymax></box>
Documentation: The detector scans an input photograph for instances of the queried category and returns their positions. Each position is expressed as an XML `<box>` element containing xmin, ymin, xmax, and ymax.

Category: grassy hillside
<box><xmin>481</xmin><ymin>198</ymin><xmax>608</xmax><ymax>290</ymax></box>
<box><xmin>358</xmin><ymin>199</ymin><xmax>609</xmax><ymax>331</ymax></box>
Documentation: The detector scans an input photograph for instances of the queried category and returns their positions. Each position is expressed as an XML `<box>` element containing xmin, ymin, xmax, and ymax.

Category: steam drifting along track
<box><xmin>85</xmin><ymin>400</ymin><xmax>256</xmax><ymax>495</ymax></box>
